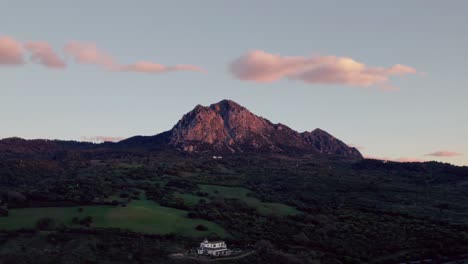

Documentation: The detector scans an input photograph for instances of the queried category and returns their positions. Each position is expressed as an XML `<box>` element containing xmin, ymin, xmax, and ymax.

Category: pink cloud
<box><xmin>348</xmin><ymin>144</ymin><xmax>365</xmax><ymax>150</ymax></box>
<box><xmin>171</xmin><ymin>64</ymin><xmax>206</xmax><ymax>72</ymax></box>
<box><xmin>424</xmin><ymin>151</ymin><xmax>462</xmax><ymax>157</ymax></box>
<box><xmin>394</xmin><ymin>157</ymin><xmax>426</xmax><ymax>163</ymax></box>
<box><xmin>24</xmin><ymin>41</ymin><xmax>66</xmax><ymax>69</ymax></box>
<box><xmin>0</xmin><ymin>36</ymin><xmax>24</xmax><ymax>65</ymax></box>
<box><xmin>230</xmin><ymin>50</ymin><xmax>418</xmax><ymax>89</ymax></box>
<box><xmin>386</xmin><ymin>64</ymin><xmax>417</xmax><ymax>75</ymax></box>
<box><xmin>64</xmin><ymin>41</ymin><xmax>205</xmax><ymax>74</ymax></box>
<box><xmin>118</xmin><ymin>61</ymin><xmax>205</xmax><ymax>73</ymax></box>
<box><xmin>365</xmin><ymin>155</ymin><xmax>426</xmax><ymax>163</ymax></box>
<box><xmin>81</xmin><ymin>136</ymin><xmax>124</xmax><ymax>143</ymax></box>
<box><xmin>64</xmin><ymin>41</ymin><xmax>116</xmax><ymax>69</ymax></box>
<box><xmin>1</xmin><ymin>37</ymin><xmax>204</xmax><ymax>74</ymax></box>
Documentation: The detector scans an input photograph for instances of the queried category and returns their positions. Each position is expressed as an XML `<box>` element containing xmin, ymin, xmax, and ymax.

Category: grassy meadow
<box><xmin>0</xmin><ymin>200</ymin><xmax>227</xmax><ymax>237</ymax></box>
<box><xmin>198</xmin><ymin>184</ymin><xmax>300</xmax><ymax>216</ymax></box>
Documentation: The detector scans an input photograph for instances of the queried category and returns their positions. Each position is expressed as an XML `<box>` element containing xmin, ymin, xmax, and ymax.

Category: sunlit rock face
<box><xmin>302</xmin><ymin>128</ymin><xmax>362</xmax><ymax>158</ymax></box>
<box><xmin>170</xmin><ymin>100</ymin><xmax>282</xmax><ymax>152</ymax></box>
<box><xmin>168</xmin><ymin>99</ymin><xmax>362</xmax><ymax>158</ymax></box>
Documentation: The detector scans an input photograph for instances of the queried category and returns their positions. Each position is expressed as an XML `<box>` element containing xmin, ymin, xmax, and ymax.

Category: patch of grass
<box><xmin>0</xmin><ymin>200</ymin><xmax>227</xmax><ymax>237</ymax></box>
<box><xmin>198</xmin><ymin>184</ymin><xmax>300</xmax><ymax>216</ymax></box>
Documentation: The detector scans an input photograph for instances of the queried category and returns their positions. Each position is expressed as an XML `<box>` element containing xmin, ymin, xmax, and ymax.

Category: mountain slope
<box><xmin>120</xmin><ymin>99</ymin><xmax>363</xmax><ymax>158</ymax></box>
<box><xmin>302</xmin><ymin>129</ymin><xmax>363</xmax><ymax>157</ymax></box>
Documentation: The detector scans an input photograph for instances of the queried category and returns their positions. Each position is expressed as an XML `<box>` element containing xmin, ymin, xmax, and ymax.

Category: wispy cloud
<box><xmin>394</xmin><ymin>157</ymin><xmax>426</xmax><ymax>163</ymax></box>
<box><xmin>64</xmin><ymin>41</ymin><xmax>205</xmax><ymax>73</ymax></box>
<box><xmin>24</xmin><ymin>41</ymin><xmax>66</xmax><ymax>69</ymax></box>
<box><xmin>348</xmin><ymin>144</ymin><xmax>365</xmax><ymax>150</ymax></box>
<box><xmin>0</xmin><ymin>36</ymin><xmax>24</xmax><ymax>65</ymax></box>
<box><xmin>365</xmin><ymin>155</ymin><xmax>426</xmax><ymax>163</ymax></box>
<box><xmin>64</xmin><ymin>41</ymin><xmax>116</xmax><ymax>69</ymax></box>
<box><xmin>230</xmin><ymin>50</ymin><xmax>418</xmax><ymax>90</ymax></box>
<box><xmin>81</xmin><ymin>136</ymin><xmax>125</xmax><ymax>143</ymax></box>
<box><xmin>424</xmin><ymin>151</ymin><xmax>462</xmax><ymax>157</ymax></box>
<box><xmin>2</xmin><ymin>36</ymin><xmax>204</xmax><ymax>75</ymax></box>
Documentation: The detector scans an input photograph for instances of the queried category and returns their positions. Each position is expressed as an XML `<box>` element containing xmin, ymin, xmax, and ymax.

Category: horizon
<box><xmin>0</xmin><ymin>97</ymin><xmax>464</xmax><ymax>167</ymax></box>
<box><xmin>1</xmin><ymin>0</ymin><xmax>467</xmax><ymax>166</ymax></box>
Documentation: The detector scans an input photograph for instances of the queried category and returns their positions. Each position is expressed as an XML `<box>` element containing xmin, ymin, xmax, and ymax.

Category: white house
<box><xmin>197</xmin><ymin>239</ymin><xmax>231</xmax><ymax>256</ymax></box>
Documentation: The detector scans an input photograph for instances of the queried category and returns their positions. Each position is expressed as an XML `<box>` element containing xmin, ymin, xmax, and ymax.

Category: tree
<box><xmin>0</xmin><ymin>204</ymin><xmax>8</xmax><ymax>217</ymax></box>
<box><xmin>79</xmin><ymin>216</ymin><xmax>93</xmax><ymax>227</ymax></box>
<box><xmin>36</xmin><ymin>217</ymin><xmax>55</xmax><ymax>230</ymax></box>
<box><xmin>195</xmin><ymin>224</ymin><xmax>208</xmax><ymax>231</ymax></box>
<box><xmin>72</xmin><ymin>217</ymin><xmax>79</xmax><ymax>224</ymax></box>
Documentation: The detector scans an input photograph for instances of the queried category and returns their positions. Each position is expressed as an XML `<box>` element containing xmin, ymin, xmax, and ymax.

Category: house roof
<box><xmin>203</xmin><ymin>240</ymin><xmax>225</xmax><ymax>244</ymax></box>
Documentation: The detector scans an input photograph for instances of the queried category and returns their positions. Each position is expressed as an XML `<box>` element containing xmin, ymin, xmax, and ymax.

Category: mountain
<box><xmin>0</xmin><ymin>99</ymin><xmax>362</xmax><ymax>158</ymax></box>
<box><xmin>121</xmin><ymin>99</ymin><xmax>363</xmax><ymax>158</ymax></box>
<box><xmin>302</xmin><ymin>129</ymin><xmax>363</xmax><ymax>157</ymax></box>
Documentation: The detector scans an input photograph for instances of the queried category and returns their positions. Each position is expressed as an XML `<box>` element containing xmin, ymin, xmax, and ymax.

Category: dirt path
<box><xmin>169</xmin><ymin>250</ymin><xmax>256</xmax><ymax>262</ymax></box>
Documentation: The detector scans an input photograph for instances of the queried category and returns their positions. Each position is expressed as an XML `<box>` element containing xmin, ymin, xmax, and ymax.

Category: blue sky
<box><xmin>1</xmin><ymin>0</ymin><xmax>467</xmax><ymax>165</ymax></box>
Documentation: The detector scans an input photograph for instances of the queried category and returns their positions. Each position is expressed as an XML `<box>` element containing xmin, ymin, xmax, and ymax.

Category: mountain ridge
<box><xmin>0</xmin><ymin>99</ymin><xmax>362</xmax><ymax>159</ymax></box>
<box><xmin>121</xmin><ymin>99</ymin><xmax>362</xmax><ymax>158</ymax></box>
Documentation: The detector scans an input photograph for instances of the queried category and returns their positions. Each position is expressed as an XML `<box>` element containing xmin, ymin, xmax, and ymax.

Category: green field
<box><xmin>0</xmin><ymin>200</ymin><xmax>227</xmax><ymax>237</ymax></box>
<box><xmin>198</xmin><ymin>184</ymin><xmax>300</xmax><ymax>216</ymax></box>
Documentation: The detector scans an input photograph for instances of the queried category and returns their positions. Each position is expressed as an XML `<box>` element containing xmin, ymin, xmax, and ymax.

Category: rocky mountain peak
<box><xmin>209</xmin><ymin>99</ymin><xmax>244</xmax><ymax>112</ymax></box>
<box><xmin>163</xmin><ymin>99</ymin><xmax>362</xmax><ymax>158</ymax></box>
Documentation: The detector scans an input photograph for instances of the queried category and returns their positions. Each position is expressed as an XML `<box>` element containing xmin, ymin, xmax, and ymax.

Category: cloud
<box><xmin>394</xmin><ymin>157</ymin><xmax>426</xmax><ymax>163</ymax></box>
<box><xmin>81</xmin><ymin>136</ymin><xmax>125</xmax><ymax>143</ymax></box>
<box><xmin>24</xmin><ymin>41</ymin><xmax>66</xmax><ymax>69</ymax></box>
<box><xmin>365</xmin><ymin>155</ymin><xmax>426</xmax><ymax>163</ymax></box>
<box><xmin>348</xmin><ymin>144</ymin><xmax>365</xmax><ymax>150</ymax></box>
<box><xmin>0</xmin><ymin>36</ymin><xmax>24</xmax><ymax>65</ymax></box>
<box><xmin>2</xmin><ymin>36</ymin><xmax>204</xmax><ymax>74</ymax></box>
<box><xmin>424</xmin><ymin>151</ymin><xmax>462</xmax><ymax>157</ymax></box>
<box><xmin>230</xmin><ymin>50</ymin><xmax>418</xmax><ymax>89</ymax></box>
<box><xmin>64</xmin><ymin>41</ymin><xmax>116</xmax><ymax>69</ymax></box>
<box><xmin>118</xmin><ymin>61</ymin><xmax>205</xmax><ymax>73</ymax></box>
<box><xmin>386</xmin><ymin>64</ymin><xmax>418</xmax><ymax>75</ymax></box>
<box><xmin>64</xmin><ymin>41</ymin><xmax>205</xmax><ymax>73</ymax></box>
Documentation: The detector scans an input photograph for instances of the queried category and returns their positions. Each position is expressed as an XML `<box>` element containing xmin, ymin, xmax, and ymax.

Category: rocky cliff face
<box><xmin>169</xmin><ymin>100</ymin><xmax>303</xmax><ymax>152</ymax></box>
<box><xmin>302</xmin><ymin>129</ymin><xmax>362</xmax><ymax>158</ymax></box>
<box><xmin>166</xmin><ymin>99</ymin><xmax>362</xmax><ymax>158</ymax></box>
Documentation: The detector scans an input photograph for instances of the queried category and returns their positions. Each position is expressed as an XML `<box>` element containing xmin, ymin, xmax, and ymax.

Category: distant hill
<box><xmin>0</xmin><ymin>137</ymin><xmax>94</xmax><ymax>158</ymax></box>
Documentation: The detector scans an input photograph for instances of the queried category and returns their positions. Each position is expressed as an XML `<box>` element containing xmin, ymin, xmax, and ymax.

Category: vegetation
<box><xmin>0</xmin><ymin>199</ymin><xmax>226</xmax><ymax>237</ymax></box>
<box><xmin>198</xmin><ymin>184</ymin><xmax>300</xmax><ymax>216</ymax></box>
<box><xmin>1</xmin><ymin>149</ymin><xmax>468</xmax><ymax>263</ymax></box>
